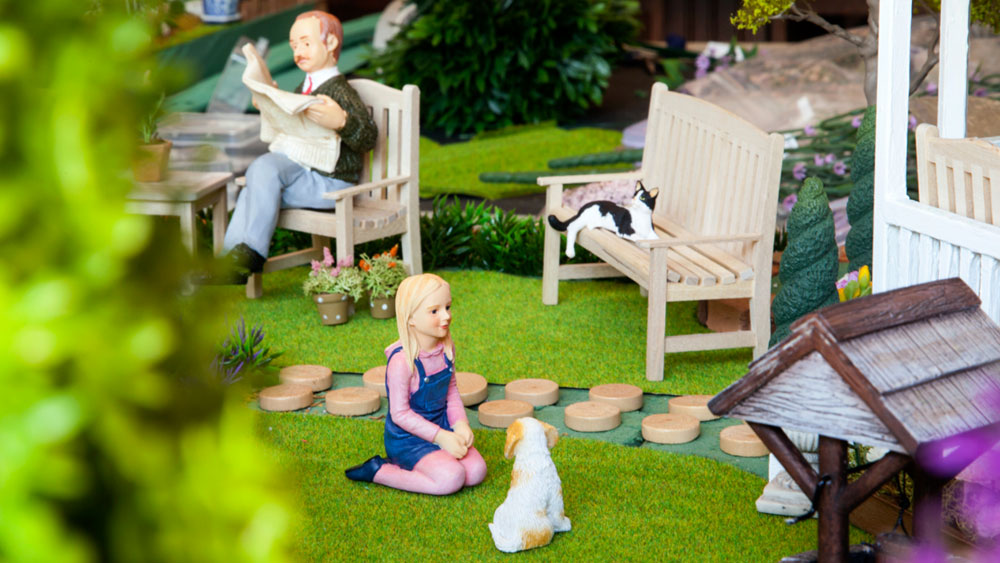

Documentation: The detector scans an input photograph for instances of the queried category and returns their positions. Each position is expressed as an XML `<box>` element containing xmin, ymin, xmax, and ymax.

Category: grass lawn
<box><xmin>229</xmin><ymin>268</ymin><xmax>752</xmax><ymax>395</ymax></box>
<box><xmin>259</xmin><ymin>413</ymin><xmax>871</xmax><ymax>561</ymax></box>
<box><xmin>420</xmin><ymin>124</ymin><xmax>625</xmax><ymax>200</ymax></box>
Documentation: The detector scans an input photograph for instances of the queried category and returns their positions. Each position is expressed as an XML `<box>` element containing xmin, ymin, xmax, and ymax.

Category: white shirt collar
<box><xmin>305</xmin><ymin>66</ymin><xmax>340</xmax><ymax>91</ymax></box>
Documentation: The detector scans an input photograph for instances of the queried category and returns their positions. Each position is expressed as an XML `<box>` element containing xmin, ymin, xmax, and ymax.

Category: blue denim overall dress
<box><xmin>384</xmin><ymin>347</ymin><xmax>455</xmax><ymax>470</ymax></box>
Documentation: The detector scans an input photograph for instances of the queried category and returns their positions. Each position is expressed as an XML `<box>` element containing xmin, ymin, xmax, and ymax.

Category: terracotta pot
<box><xmin>133</xmin><ymin>140</ymin><xmax>172</xmax><ymax>182</ymax></box>
<box><xmin>313</xmin><ymin>293</ymin><xmax>353</xmax><ymax>325</ymax></box>
<box><xmin>369</xmin><ymin>294</ymin><xmax>396</xmax><ymax>319</ymax></box>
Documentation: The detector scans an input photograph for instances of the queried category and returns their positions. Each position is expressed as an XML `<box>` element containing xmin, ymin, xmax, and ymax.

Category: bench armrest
<box><xmin>322</xmin><ymin>175</ymin><xmax>413</xmax><ymax>200</ymax></box>
<box><xmin>637</xmin><ymin>233</ymin><xmax>762</xmax><ymax>249</ymax></box>
<box><xmin>537</xmin><ymin>170</ymin><xmax>643</xmax><ymax>187</ymax></box>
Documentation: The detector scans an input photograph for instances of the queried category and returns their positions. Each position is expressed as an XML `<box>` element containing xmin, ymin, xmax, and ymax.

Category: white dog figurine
<box><xmin>489</xmin><ymin>418</ymin><xmax>571</xmax><ymax>553</ymax></box>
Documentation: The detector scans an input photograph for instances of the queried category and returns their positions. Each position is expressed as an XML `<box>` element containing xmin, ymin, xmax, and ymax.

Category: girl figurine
<box><xmin>345</xmin><ymin>273</ymin><xmax>487</xmax><ymax>494</ymax></box>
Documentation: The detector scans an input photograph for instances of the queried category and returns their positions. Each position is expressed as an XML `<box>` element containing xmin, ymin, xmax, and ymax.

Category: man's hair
<box><xmin>295</xmin><ymin>10</ymin><xmax>343</xmax><ymax>61</ymax></box>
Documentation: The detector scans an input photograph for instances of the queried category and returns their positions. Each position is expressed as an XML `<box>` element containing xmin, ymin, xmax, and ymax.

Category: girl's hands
<box><xmin>433</xmin><ymin>429</ymin><xmax>468</xmax><ymax>459</ymax></box>
<box><xmin>452</xmin><ymin>420</ymin><xmax>474</xmax><ymax>448</ymax></box>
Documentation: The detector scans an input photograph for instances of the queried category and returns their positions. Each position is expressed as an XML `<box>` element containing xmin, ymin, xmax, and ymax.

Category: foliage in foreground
<box><xmin>1</xmin><ymin>2</ymin><xmax>291</xmax><ymax>561</ymax></box>
<box><xmin>367</xmin><ymin>0</ymin><xmax>640</xmax><ymax>135</ymax></box>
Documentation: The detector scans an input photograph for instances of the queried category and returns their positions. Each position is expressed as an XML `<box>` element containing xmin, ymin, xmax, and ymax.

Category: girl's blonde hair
<box><xmin>395</xmin><ymin>273</ymin><xmax>454</xmax><ymax>373</ymax></box>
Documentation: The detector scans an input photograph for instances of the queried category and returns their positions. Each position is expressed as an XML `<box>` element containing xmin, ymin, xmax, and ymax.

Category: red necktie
<box><xmin>303</xmin><ymin>76</ymin><xmax>313</xmax><ymax>95</ymax></box>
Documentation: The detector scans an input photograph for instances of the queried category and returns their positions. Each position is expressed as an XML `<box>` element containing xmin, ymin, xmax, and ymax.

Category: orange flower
<box><xmin>389</xmin><ymin>244</ymin><xmax>399</xmax><ymax>257</ymax></box>
<box><xmin>360</xmin><ymin>259</ymin><xmax>370</xmax><ymax>272</ymax></box>
<box><xmin>388</xmin><ymin>262</ymin><xmax>396</xmax><ymax>268</ymax></box>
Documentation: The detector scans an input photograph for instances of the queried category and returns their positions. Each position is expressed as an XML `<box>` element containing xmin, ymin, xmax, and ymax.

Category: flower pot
<box><xmin>202</xmin><ymin>0</ymin><xmax>241</xmax><ymax>23</ymax></box>
<box><xmin>133</xmin><ymin>140</ymin><xmax>172</xmax><ymax>182</ymax></box>
<box><xmin>369</xmin><ymin>294</ymin><xmax>396</xmax><ymax>319</ymax></box>
<box><xmin>313</xmin><ymin>293</ymin><xmax>353</xmax><ymax>326</ymax></box>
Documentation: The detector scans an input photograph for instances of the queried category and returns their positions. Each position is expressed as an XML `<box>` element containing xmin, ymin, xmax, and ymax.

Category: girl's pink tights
<box><xmin>373</xmin><ymin>447</ymin><xmax>486</xmax><ymax>495</ymax></box>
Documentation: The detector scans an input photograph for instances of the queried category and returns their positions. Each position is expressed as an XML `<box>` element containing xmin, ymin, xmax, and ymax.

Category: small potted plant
<box><xmin>360</xmin><ymin>245</ymin><xmax>407</xmax><ymax>319</ymax></box>
<box><xmin>302</xmin><ymin>248</ymin><xmax>365</xmax><ymax>326</ymax></box>
<box><xmin>133</xmin><ymin>92</ymin><xmax>172</xmax><ymax>182</ymax></box>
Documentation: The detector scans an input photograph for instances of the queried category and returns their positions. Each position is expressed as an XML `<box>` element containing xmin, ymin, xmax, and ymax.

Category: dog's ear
<box><xmin>540</xmin><ymin>421</ymin><xmax>559</xmax><ymax>449</ymax></box>
<box><xmin>504</xmin><ymin>419</ymin><xmax>525</xmax><ymax>459</ymax></box>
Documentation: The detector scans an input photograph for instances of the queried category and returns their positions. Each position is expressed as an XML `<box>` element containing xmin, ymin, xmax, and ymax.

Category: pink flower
<box><xmin>925</xmin><ymin>81</ymin><xmax>937</xmax><ymax>95</ymax></box>
<box><xmin>833</xmin><ymin>161</ymin><xmax>847</xmax><ymax>176</ymax></box>
<box><xmin>851</xmin><ymin>115</ymin><xmax>863</xmax><ymax>128</ymax></box>
<box><xmin>803</xmin><ymin>125</ymin><xmax>817</xmax><ymax>136</ymax></box>
<box><xmin>813</xmin><ymin>154</ymin><xmax>825</xmax><ymax>166</ymax></box>
<box><xmin>909</xmin><ymin>115</ymin><xmax>918</xmax><ymax>130</ymax></box>
<box><xmin>694</xmin><ymin>68</ymin><xmax>708</xmax><ymax>79</ymax></box>
<box><xmin>311</xmin><ymin>260</ymin><xmax>322</xmax><ymax>273</ymax></box>
<box><xmin>338</xmin><ymin>255</ymin><xmax>353</xmax><ymax>267</ymax></box>
<box><xmin>973</xmin><ymin>87</ymin><xmax>988</xmax><ymax>97</ymax></box>
<box><xmin>322</xmin><ymin>246</ymin><xmax>334</xmax><ymax>267</ymax></box>
<box><xmin>792</xmin><ymin>162</ymin><xmax>807</xmax><ymax>181</ymax></box>
<box><xmin>836</xmin><ymin>270</ymin><xmax>859</xmax><ymax>290</ymax></box>
<box><xmin>330</xmin><ymin>266</ymin><xmax>340</xmax><ymax>277</ymax></box>
<box><xmin>782</xmin><ymin>193</ymin><xmax>798</xmax><ymax>212</ymax></box>
<box><xmin>824</xmin><ymin>153</ymin><xmax>835</xmax><ymax>164</ymax></box>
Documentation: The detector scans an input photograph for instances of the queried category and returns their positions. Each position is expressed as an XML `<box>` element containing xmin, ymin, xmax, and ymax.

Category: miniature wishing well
<box><xmin>709</xmin><ymin>278</ymin><xmax>1000</xmax><ymax>562</ymax></box>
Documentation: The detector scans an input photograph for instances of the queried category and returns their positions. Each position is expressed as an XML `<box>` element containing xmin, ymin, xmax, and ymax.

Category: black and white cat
<box><xmin>547</xmin><ymin>181</ymin><xmax>659</xmax><ymax>258</ymax></box>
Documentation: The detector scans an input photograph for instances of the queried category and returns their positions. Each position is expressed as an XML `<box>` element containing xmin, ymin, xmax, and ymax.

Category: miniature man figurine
<box><xmin>197</xmin><ymin>10</ymin><xmax>377</xmax><ymax>284</ymax></box>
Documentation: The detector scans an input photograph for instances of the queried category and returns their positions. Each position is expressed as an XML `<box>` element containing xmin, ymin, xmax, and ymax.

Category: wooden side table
<box><xmin>127</xmin><ymin>170</ymin><xmax>233</xmax><ymax>254</ymax></box>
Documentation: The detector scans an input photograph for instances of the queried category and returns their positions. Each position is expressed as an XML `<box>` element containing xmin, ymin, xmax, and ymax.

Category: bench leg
<box><xmin>749</xmin><ymin>273</ymin><xmax>771</xmax><ymax>359</ymax></box>
<box><xmin>646</xmin><ymin>248</ymin><xmax>668</xmax><ymax>381</ymax></box>
<box><xmin>246</xmin><ymin>272</ymin><xmax>263</xmax><ymax>299</ymax></box>
<box><xmin>542</xmin><ymin>217</ymin><xmax>560</xmax><ymax>305</ymax></box>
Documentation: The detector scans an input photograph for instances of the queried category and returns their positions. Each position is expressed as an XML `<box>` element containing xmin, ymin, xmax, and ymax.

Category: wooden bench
<box><xmin>540</xmin><ymin>84</ymin><xmax>784</xmax><ymax>381</ymax></box>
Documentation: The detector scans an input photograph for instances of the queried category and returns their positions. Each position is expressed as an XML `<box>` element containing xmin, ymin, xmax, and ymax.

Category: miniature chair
<box><xmin>244</xmin><ymin>79</ymin><xmax>422</xmax><ymax>298</ymax></box>
<box><xmin>539</xmin><ymin>83</ymin><xmax>784</xmax><ymax>381</ymax></box>
<box><xmin>915</xmin><ymin>123</ymin><xmax>1000</xmax><ymax>227</ymax></box>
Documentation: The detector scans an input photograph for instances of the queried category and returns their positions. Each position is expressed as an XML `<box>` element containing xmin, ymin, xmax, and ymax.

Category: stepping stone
<box><xmin>325</xmin><ymin>387</ymin><xmax>381</xmax><ymax>416</ymax></box>
<box><xmin>564</xmin><ymin>401</ymin><xmax>621</xmax><ymax>432</ymax></box>
<box><xmin>668</xmin><ymin>395</ymin><xmax>719</xmax><ymax>421</ymax></box>
<box><xmin>456</xmin><ymin>372</ymin><xmax>488</xmax><ymax>406</ymax></box>
<box><xmin>505</xmin><ymin>378</ymin><xmax>559</xmax><ymax>407</ymax></box>
<box><xmin>720</xmin><ymin>424</ymin><xmax>770</xmax><ymax>457</ymax></box>
<box><xmin>363</xmin><ymin>365</ymin><xmax>387</xmax><ymax>397</ymax></box>
<box><xmin>279</xmin><ymin>364</ymin><xmax>332</xmax><ymax>391</ymax></box>
<box><xmin>259</xmin><ymin>383</ymin><xmax>314</xmax><ymax>412</ymax></box>
<box><xmin>477</xmin><ymin>399</ymin><xmax>534</xmax><ymax>428</ymax></box>
<box><xmin>589</xmin><ymin>383</ymin><xmax>643</xmax><ymax>412</ymax></box>
<box><xmin>641</xmin><ymin>413</ymin><xmax>701</xmax><ymax>444</ymax></box>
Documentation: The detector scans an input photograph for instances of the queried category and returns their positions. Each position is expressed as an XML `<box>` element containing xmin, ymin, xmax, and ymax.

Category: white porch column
<box><xmin>872</xmin><ymin>0</ymin><xmax>913</xmax><ymax>293</ymax></box>
<box><xmin>938</xmin><ymin>0</ymin><xmax>971</xmax><ymax>139</ymax></box>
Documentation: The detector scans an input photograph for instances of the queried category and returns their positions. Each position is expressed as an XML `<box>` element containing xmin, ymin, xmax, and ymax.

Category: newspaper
<box><xmin>241</xmin><ymin>43</ymin><xmax>341</xmax><ymax>173</ymax></box>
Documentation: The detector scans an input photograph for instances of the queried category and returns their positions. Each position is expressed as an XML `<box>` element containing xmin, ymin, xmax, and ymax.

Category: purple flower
<box><xmin>824</xmin><ymin>153</ymin><xmax>835</xmax><ymax>164</ymax></box>
<box><xmin>833</xmin><ymin>160</ymin><xmax>847</xmax><ymax>176</ymax></box>
<box><xmin>803</xmin><ymin>125</ymin><xmax>816</xmax><ymax>136</ymax></box>
<box><xmin>782</xmin><ymin>193</ymin><xmax>798</xmax><ymax>211</ymax></box>
<box><xmin>851</xmin><ymin>115</ymin><xmax>863</xmax><ymax>128</ymax></box>
<box><xmin>836</xmin><ymin>270</ymin><xmax>859</xmax><ymax>290</ymax></box>
<box><xmin>925</xmin><ymin>81</ymin><xmax>937</xmax><ymax>95</ymax></box>
<box><xmin>973</xmin><ymin>87</ymin><xmax>988</xmax><ymax>97</ymax></box>
<box><xmin>909</xmin><ymin>115</ymin><xmax>918</xmax><ymax>130</ymax></box>
<box><xmin>813</xmin><ymin>153</ymin><xmax>825</xmax><ymax>166</ymax></box>
<box><xmin>718</xmin><ymin>55</ymin><xmax>732</xmax><ymax>69</ymax></box>
<box><xmin>792</xmin><ymin>162</ymin><xmax>807</xmax><ymax>181</ymax></box>
<box><xmin>694</xmin><ymin>54</ymin><xmax>711</xmax><ymax>71</ymax></box>
<box><xmin>694</xmin><ymin>68</ymin><xmax>708</xmax><ymax>79</ymax></box>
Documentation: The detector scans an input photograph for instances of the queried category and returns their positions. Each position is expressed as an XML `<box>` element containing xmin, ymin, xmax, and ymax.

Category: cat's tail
<box><xmin>547</xmin><ymin>215</ymin><xmax>570</xmax><ymax>232</ymax></box>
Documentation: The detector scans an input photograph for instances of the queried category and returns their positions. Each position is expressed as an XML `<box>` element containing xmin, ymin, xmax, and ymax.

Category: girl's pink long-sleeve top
<box><xmin>383</xmin><ymin>341</ymin><xmax>468</xmax><ymax>442</ymax></box>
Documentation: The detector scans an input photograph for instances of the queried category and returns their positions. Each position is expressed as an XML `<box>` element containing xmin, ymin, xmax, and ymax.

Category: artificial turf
<box><xmin>419</xmin><ymin>124</ymin><xmax>625</xmax><ymax>200</ymax></box>
<box><xmin>258</xmin><ymin>413</ymin><xmax>872</xmax><ymax>561</ymax></box>
<box><xmin>229</xmin><ymin>268</ymin><xmax>753</xmax><ymax>396</ymax></box>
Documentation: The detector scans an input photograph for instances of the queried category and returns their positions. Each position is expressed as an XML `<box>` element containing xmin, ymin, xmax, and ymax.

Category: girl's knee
<box><xmin>438</xmin><ymin>461</ymin><xmax>467</xmax><ymax>494</ymax></box>
<box><xmin>464</xmin><ymin>457</ymin><xmax>487</xmax><ymax>487</ymax></box>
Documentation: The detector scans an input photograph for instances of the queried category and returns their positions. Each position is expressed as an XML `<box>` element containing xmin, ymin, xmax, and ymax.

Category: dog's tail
<box><xmin>547</xmin><ymin>214</ymin><xmax>571</xmax><ymax>232</ymax></box>
<box><xmin>488</xmin><ymin>523</ymin><xmax>521</xmax><ymax>553</ymax></box>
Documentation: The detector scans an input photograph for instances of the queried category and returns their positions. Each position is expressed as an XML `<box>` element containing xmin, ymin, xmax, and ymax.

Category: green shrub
<box><xmin>471</xmin><ymin>209</ymin><xmax>546</xmax><ymax>276</ymax></box>
<box><xmin>367</xmin><ymin>0</ymin><xmax>640</xmax><ymax>136</ymax></box>
<box><xmin>420</xmin><ymin>197</ymin><xmax>491</xmax><ymax>270</ymax></box>
<box><xmin>1</xmin><ymin>2</ymin><xmax>292</xmax><ymax>561</ymax></box>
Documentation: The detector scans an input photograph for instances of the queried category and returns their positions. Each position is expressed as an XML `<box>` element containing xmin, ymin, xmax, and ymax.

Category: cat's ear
<box><xmin>635</xmin><ymin>180</ymin><xmax>645</xmax><ymax>194</ymax></box>
<box><xmin>648</xmin><ymin>188</ymin><xmax>659</xmax><ymax>198</ymax></box>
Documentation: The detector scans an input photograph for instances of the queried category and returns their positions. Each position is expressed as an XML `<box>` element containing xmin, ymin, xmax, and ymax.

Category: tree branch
<box><xmin>909</xmin><ymin>5</ymin><xmax>941</xmax><ymax>95</ymax></box>
<box><xmin>774</xmin><ymin>3</ymin><xmax>866</xmax><ymax>48</ymax></box>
